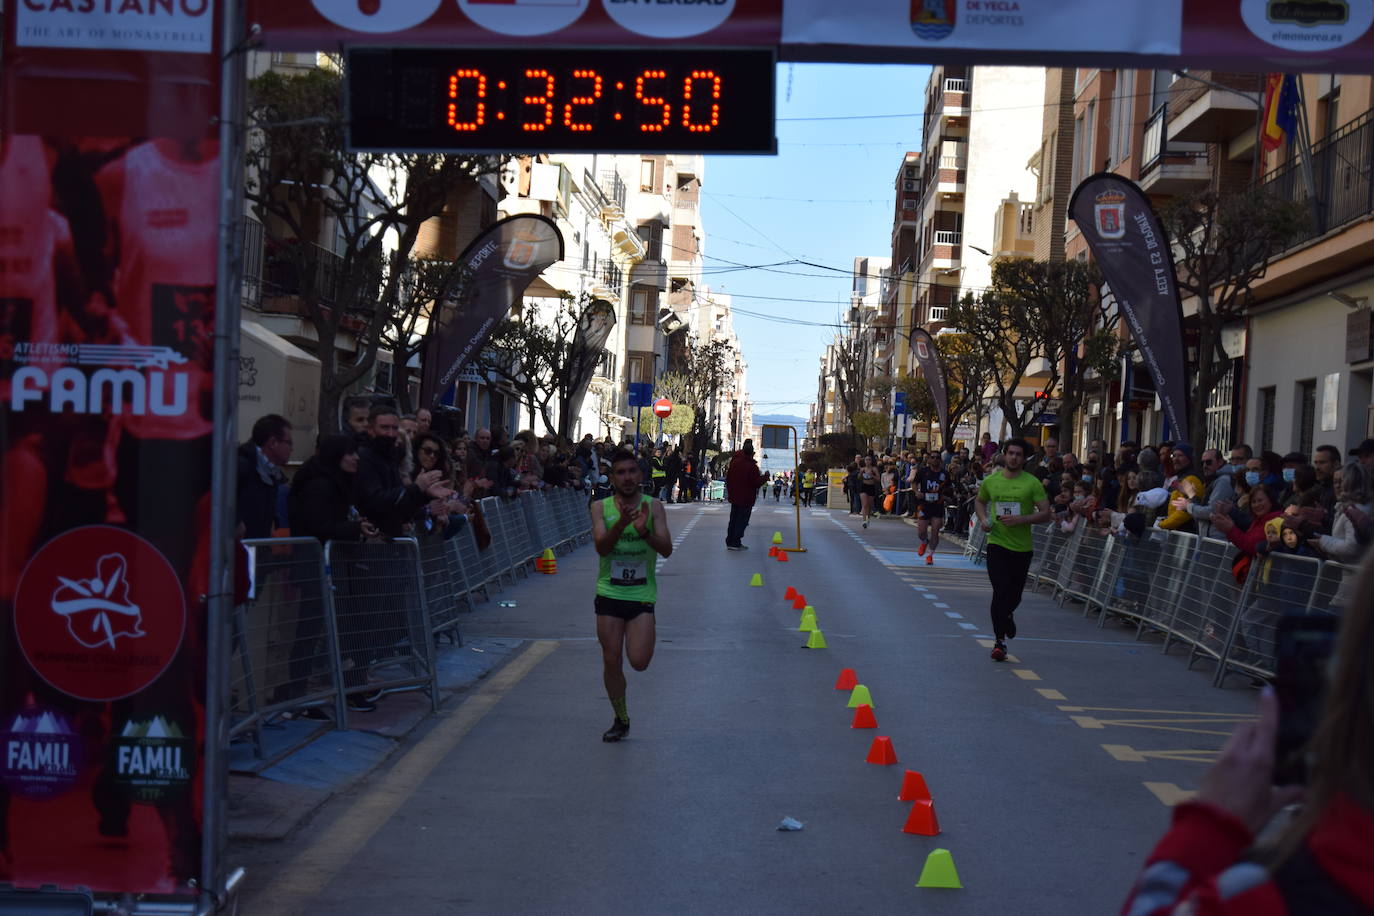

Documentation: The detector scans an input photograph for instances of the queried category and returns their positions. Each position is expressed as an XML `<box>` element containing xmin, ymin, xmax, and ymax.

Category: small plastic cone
<box><xmin>534</xmin><ymin>558</ymin><xmax>546</xmax><ymax>573</ymax></box>
<box><xmin>798</xmin><ymin>614</ymin><xmax>817</xmax><ymax>633</ymax></box>
<box><xmin>542</xmin><ymin>548</ymin><xmax>555</xmax><ymax>562</ymax></box>
<box><xmin>768</xmin><ymin>545</ymin><xmax>779</xmax><ymax>557</ymax></box>
<box><xmin>791</xmin><ymin>595</ymin><xmax>806</xmax><ymax>610</ymax></box>
<box><xmin>898</xmin><ymin>770</ymin><xmax>932</xmax><ymax>802</ymax></box>
<box><xmin>847</xmin><ymin>684</ymin><xmax>873</xmax><ymax>708</ymax></box>
<box><xmin>784</xmin><ymin>586</ymin><xmax>796</xmax><ymax>601</ymax></box>
<box><xmin>772</xmin><ymin>531</ymin><xmax>783</xmax><ymax>544</ymax></box>
<box><xmin>903</xmin><ymin>800</ymin><xmax>941</xmax><ymax>836</ymax></box>
<box><xmin>865</xmin><ymin>735</ymin><xmax>898</xmax><ymax>765</ymax></box>
<box><xmin>545</xmin><ymin>559</ymin><xmax>557</xmax><ymax>575</ymax></box>
<box><xmin>749</xmin><ymin>573</ymin><xmax>763</xmax><ymax>587</ymax></box>
<box><xmin>916</xmin><ymin>849</ymin><xmax>962</xmax><ymax>889</ymax></box>
<box><xmin>834</xmin><ymin>668</ymin><xmax>858</xmax><ymax>690</ymax></box>
<box><xmin>804</xmin><ymin>629</ymin><xmax>827</xmax><ymax>649</ymax></box>
<box><xmin>851</xmin><ymin>704</ymin><xmax>877</xmax><ymax>728</ymax></box>
<box><xmin>777</xmin><ymin>551</ymin><xmax>790</xmax><ymax>563</ymax></box>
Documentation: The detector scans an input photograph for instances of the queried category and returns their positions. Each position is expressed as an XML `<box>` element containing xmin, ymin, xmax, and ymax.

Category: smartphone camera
<box><xmin>1272</xmin><ymin>615</ymin><xmax>1339</xmax><ymax>786</ymax></box>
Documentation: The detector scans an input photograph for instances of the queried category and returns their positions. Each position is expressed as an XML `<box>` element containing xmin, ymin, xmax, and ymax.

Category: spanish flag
<box><xmin>1261</xmin><ymin>74</ymin><xmax>1300</xmax><ymax>152</ymax></box>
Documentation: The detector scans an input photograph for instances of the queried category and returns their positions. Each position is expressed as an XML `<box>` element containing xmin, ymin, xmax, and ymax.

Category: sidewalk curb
<box><xmin>228</xmin><ymin>635</ymin><xmax>532</xmax><ymax>843</ymax></box>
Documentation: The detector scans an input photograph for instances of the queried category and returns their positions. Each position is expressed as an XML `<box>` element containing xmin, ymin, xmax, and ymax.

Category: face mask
<box><xmin>1282</xmin><ymin>468</ymin><xmax>1296</xmax><ymax>483</ymax></box>
<box><xmin>1246</xmin><ymin>471</ymin><xmax>1261</xmax><ymax>486</ymax></box>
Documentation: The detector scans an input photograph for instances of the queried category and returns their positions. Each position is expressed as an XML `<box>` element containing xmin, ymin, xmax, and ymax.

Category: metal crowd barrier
<box><xmin>230</xmin><ymin>538</ymin><xmax>347</xmax><ymax>757</ymax></box>
<box><xmin>229</xmin><ymin>490</ymin><xmax>596</xmax><ymax>762</ymax></box>
<box><xmin>1027</xmin><ymin>519</ymin><xmax>1361</xmax><ymax>688</ymax></box>
<box><xmin>326</xmin><ymin>537</ymin><xmax>441</xmax><ymax>709</ymax></box>
<box><xmin>963</xmin><ymin>516</ymin><xmax>988</xmax><ymax>564</ymax></box>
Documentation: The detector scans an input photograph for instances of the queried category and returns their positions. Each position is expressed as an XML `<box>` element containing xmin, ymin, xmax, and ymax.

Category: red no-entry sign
<box><xmin>653</xmin><ymin>398</ymin><xmax>673</xmax><ymax>419</ymax></box>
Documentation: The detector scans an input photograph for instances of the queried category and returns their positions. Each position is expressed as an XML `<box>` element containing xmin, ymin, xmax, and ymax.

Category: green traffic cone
<box><xmin>805</xmin><ymin>629</ymin><xmax>827</xmax><ymax>649</ymax></box>
<box><xmin>749</xmin><ymin>573</ymin><xmax>763</xmax><ymax>587</ymax></box>
<box><xmin>916</xmin><ymin>848</ymin><xmax>963</xmax><ymax>889</ymax></box>
<box><xmin>847</xmin><ymin>684</ymin><xmax>873</xmax><ymax>708</ymax></box>
<box><xmin>799</xmin><ymin>611</ymin><xmax>817</xmax><ymax>632</ymax></box>
<box><xmin>772</xmin><ymin>531</ymin><xmax>783</xmax><ymax>544</ymax></box>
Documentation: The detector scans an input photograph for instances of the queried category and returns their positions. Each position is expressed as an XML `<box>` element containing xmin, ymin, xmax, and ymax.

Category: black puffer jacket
<box><xmin>353</xmin><ymin>436</ymin><xmax>429</xmax><ymax>537</ymax></box>
<box><xmin>288</xmin><ymin>436</ymin><xmax>364</xmax><ymax>544</ymax></box>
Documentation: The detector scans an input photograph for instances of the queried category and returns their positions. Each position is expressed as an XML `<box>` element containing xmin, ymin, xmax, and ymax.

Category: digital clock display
<box><xmin>347</xmin><ymin>47</ymin><xmax>776</xmax><ymax>154</ymax></box>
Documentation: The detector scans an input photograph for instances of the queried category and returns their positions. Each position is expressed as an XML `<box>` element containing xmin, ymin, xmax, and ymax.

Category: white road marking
<box><xmin>933</xmin><ymin>602</ymin><xmax>950</xmax><ymax>608</ymax></box>
<box><xmin>958</xmin><ymin>622</ymin><xmax>978</xmax><ymax>630</ymax></box>
<box><xmin>943</xmin><ymin>610</ymin><xmax>961</xmax><ymax>617</ymax></box>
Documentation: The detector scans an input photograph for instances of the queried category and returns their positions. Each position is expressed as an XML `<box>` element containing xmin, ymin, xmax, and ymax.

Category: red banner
<box><xmin>250</xmin><ymin>0</ymin><xmax>782</xmax><ymax>49</ymax></box>
<box><xmin>1</xmin><ymin>3</ymin><xmax>221</xmax><ymax>899</ymax></box>
<box><xmin>251</xmin><ymin>0</ymin><xmax>1374</xmax><ymax>72</ymax></box>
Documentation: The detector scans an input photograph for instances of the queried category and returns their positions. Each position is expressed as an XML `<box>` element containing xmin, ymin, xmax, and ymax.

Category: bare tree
<box><xmin>378</xmin><ymin>257</ymin><xmax>468</xmax><ymax>414</ymax></box>
<box><xmin>1160</xmin><ymin>188</ymin><xmax>1308</xmax><ymax>440</ymax></box>
<box><xmin>948</xmin><ymin>259</ymin><xmax>1118</xmax><ymax>439</ymax></box>
<box><xmin>246</xmin><ymin>65</ymin><xmax>498</xmax><ymax>433</ymax></box>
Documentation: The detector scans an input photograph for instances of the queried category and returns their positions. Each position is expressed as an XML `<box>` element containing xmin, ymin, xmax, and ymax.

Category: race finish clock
<box><xmin>347</xmin><ymin>47</ymin><xmax>776</xmax><ymax>154</ymax></box>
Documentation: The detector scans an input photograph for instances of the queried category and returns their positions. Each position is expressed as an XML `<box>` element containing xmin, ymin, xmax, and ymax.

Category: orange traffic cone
<box><xmin>903</xmin><ymin>800</ymin><xmax>941</xmax><ymax>836</ymax></box>
<box><xmin>777</xmin><ymin>551</ymin><xmax>790</xmax><ymax>563</ymax></box>
<box><xmin>898</xmin><ymin>770</ymin><xmax>932</xmax><ymax>802</ymax></box>
<box><xmin>834</xmin><ymin>668</ymin><xmax>858</xmax><ymax>690</ymax></box>
<box><xmin>791</xmin><ymin>595</ymin><xmax>806</xmax><ymax>610</ymax></box>
<box><xmin>865</xmin><ymin>736</ymin><xmax>899</xmax><ymax>765</ymax></box>
<box><xmin>851</xmin><ymin>704</ymin><xmax>877</xmax><ymax>728</ymax></box>
<box><xmin>784</xmin><ymin>586</ymin><xmax>797</xmax><ymax>601</ymax></box>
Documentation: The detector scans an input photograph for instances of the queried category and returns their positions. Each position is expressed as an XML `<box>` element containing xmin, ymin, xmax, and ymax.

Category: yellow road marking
<box><xmin>1012</xmin><ymin>669</ymin><xmax>1041</xmax><ymax>681</ymax></box>
<box><xmin>973</xmin><ymin>639</ymin><xmax>1019</xmax><ymax>662</ymax></box>
<box><xmin>1058</xmin><ymin>705</ymin><xmax>1256</xmax><ymax>718</ymax></box>
<box><xmin>1144</xmin><ymin>782</ymin><xmax>1198</xmax><ymax>807</ymax></box>
<box><xmin>1068</xmin><ymin>715</ymin><xmax>1235</xmax><ymax>737</ymax></box>
<box><xmin>1036</xmin><ymin>688</ymin><xmax>1066</xmax><ymax>700</ymax></box>
<box><xmin>1103</xmin><ymin>745</ymin><xmax>1218</xmax><ymax>764</ymax></box>
<box><xmin>254</xmin><ymin>640</ymin><xmax>559</xmax><ymax>913</ymax></box>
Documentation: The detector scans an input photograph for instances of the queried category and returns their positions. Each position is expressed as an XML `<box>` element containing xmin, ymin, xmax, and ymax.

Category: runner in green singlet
<box><xmin>591</xmin><ymin>448</ymin><xmax>673</xmax><ymax>742</ymax></box>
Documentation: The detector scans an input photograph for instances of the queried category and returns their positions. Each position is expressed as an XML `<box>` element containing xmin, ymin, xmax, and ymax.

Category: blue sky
<box><xmin>700</xmin><ymin>62</ymin><xmax>931</xmax><ymax>421</ymax></box>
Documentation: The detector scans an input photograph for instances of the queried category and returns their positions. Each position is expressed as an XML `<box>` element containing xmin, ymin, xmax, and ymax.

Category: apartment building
<box><xmin>912</xmin><ymin>65</ymin><xmax>1044</xmax><ymax>332</ymax></box>
<box><xmin>1041</xmin><ymin>67</ymin><xmax>1374</xmax><ymax>456</ymax></box>
<box><xmin>496</xmin><ymin>153</ymin><xmax>717</xmax><ymax>440</ymax></box>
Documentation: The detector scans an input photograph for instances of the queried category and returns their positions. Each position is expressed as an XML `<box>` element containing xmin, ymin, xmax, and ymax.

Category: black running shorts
<box><xmin>595</xmin><ymin>595</ymin><xmax>655</xmax><ymax>620</ymax></box>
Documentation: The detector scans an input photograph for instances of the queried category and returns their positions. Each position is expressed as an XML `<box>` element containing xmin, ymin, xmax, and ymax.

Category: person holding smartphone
<box><xmin>1120</xmin><ymin>553</ymin><xmax>1374</xmax><ymax>915</ymax></box>
<box><xmin>974</xmin><ymin>438</ymin><xmax>1051</xmax><ymax>662</ymax></box>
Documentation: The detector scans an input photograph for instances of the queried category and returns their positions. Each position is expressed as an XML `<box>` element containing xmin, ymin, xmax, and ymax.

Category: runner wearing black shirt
<box><xmin>911</xmin><ymin>453</ymin><xmax>949</xmax><ymax>566</ymax></box>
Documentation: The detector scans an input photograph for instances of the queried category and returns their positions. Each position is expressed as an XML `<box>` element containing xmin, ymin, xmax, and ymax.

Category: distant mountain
<box><xmin>751</xmin><ymin>413</ymin><xmax>808</xmax><ymax>429</ymax></box>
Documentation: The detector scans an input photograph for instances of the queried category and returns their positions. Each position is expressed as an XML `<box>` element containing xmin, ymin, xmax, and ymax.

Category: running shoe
<box><xmin>917</xmin><ymin>541</ymin><xmax>928</xmax><ymax>556</ymax></box>
<box><xmin>602</xmin><ymin>718</ymin><xmax>630</xmax><ymax>742</ymax></box>
<box><xmin>862</xmin><ymin>519</ymin><xmax>868</xmax><ymax>528</ymax></box>
<box><xmin>990</xmin><ymin>642</ymin><xmax>1007</xmax><ymax>662</ymax></box>
<box><xmin>925</xmin><ymin>554</ymin><xmax>934</xmax><ymax>566</ymax></box>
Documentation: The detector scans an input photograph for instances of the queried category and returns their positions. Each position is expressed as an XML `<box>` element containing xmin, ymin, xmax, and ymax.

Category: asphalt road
<box><xmin>235</xmin><ymin>499</ymin><xmax>1259</xmax><ymax>915</ymax></box>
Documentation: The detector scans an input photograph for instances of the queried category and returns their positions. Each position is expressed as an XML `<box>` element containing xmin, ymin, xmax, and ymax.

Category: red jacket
<box><xmin>726</xmin><ymin>453</ymin><xmax>763</xmax><ymax>506</ymax></box>
<box><xmin>1227</xmin><ymin>509</ymin><xmax>1282</xmax><ymax>555</ymax></box>
<box><xmin>1120</xmin><ymin>797</ymin><xmax>1374</xmax><ymax>916</ymax></box>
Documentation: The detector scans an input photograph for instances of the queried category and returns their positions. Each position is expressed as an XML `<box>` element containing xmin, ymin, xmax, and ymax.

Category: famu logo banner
<box><xmin>112</xmin><ymin>716</ymin><xmax>193</xmax><ymax>803</ymax></box>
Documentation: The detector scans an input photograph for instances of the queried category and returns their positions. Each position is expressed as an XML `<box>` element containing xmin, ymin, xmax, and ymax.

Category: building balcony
<box><xmin>1168</xmin><ymin>86</ymin><xmax>1258</xmax><ymax>145</ymax></box>
<box><xmin>933</xmin><ymin>230</ymin><xmax>962</xmax><ymax>246</ymax></box>
<box><xmin>928</xmin><ymin>306</ymin><xmax>949</xmax><ymax>324</ymax></box>
<box><xmin>1259</xmin><ymin>107</ymin><xmax>1374</xmax><ymax>252</ymax></box>
<box><xmin>1139</xmin><ymin>104</ymin><xmax>1211</xmax><ymax>195</ymax></box>
<box><xmin>598</xmin><ymin>170</ymin><xmax>627</xmax><ymax>220</ymax></box>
